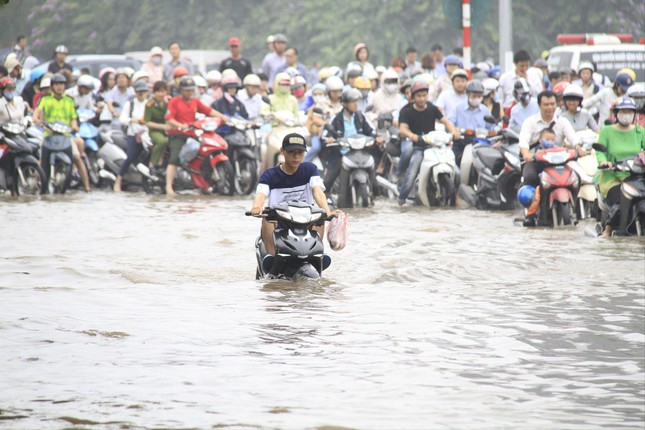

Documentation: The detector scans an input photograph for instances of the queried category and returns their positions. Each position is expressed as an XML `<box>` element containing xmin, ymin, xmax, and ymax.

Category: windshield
<box><xmin>548</xmin><ymin>51</ymin><xmax>573</xmax><ymax>73</ymax></box>
<box><xmin>580</xmin><ymin>50</ymin><xmax>645</xmax><ymax>82</ymax></box>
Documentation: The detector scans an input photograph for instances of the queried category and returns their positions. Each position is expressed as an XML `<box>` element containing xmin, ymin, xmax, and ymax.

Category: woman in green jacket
<box><xmin>596</xmin><ymin>96</ymin><xmax>645</xmax><ymax>236</ymax></box>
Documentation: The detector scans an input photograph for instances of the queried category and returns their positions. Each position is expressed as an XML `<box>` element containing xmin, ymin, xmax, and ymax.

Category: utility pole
<box><xmin>499</xmin><ymin>0</ymin><xmax>512</xmax><ymax>72</ymax></box>
<box><xmin>463</xmin><ymin>0</ymin><xmax>471</xmax><ymax>71</ymax></box>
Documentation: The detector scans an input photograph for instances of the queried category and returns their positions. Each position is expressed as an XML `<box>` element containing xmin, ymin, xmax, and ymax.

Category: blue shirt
<box><xmin>435</xmin><ymin>89</ymin><xmax>467</xmax><ymax>124</ymax></box>
<box><xmin>509</xmin><ymin>98</ymin><xmax>539</xmax><ymax>133</ymax></box>
<box><xmin>343</xmin><ymin>113</ymin><xmax>358</xmax><ymax>137</ymax></box>
<box><xmin>454</xmin><ymin>102</ymin><xmax>495</xmax><ymax>130</ymax></box>
<box><xmin>262</xmin><ymin>52</ymin><xmax>287</xmax><ymax>86</ymax></box>
<box><xmin>256</xmin><ymin>162</ymin><xmax>325</xmax><ymax>206</ymax></box>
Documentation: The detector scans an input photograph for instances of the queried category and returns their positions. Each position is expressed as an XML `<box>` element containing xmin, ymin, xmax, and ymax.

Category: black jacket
<box><xmin>328</xmin><ymin>109</ymin><xmax>375</xmax><ymax>139</ymax></box>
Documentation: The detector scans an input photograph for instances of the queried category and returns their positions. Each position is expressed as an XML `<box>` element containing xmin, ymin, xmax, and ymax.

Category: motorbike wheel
<box><xmin>215</xmin><ymin>161</ymin><xmax>235</xmax><ymax>196</ymax></box>
<box><xmin>355</xmin><ymin>182</ymin><xmax>370</xmax><ymax>208</ymax></box>
<box><xmin>13</xmin><ymin>163</ymin><xmax>46</xmax><ymax>196</ymax></box>
<box><xmin>438</xmin><ymin>174</ymin><xmax>454</xmax><ymax>207</ymax></box>
<box><xmin>552</xmin><ymin>201</ymin><xmax>572</xmax><ymax>227</ymax></box>
<box><xmin>85</xmin><ymin>152</ymin><xmax>101</xmax><ymax>187</ymax></box>
<box><xmin>235</xmin><ymin>157</ymin><xmax>258</xmax><ymax>195</ymax></box>
<box><xmin>49</xmin><ymin>162</ymin><xmax>72</xmax><ymax>194</ymax></box>
<box><xmin>142</xmin><ymin>174</ymin><xmax>165</xmax><ymax>195</ymax></box>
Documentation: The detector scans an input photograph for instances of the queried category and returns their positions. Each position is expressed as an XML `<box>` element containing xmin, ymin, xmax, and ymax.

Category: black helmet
<box><xmin>50</xmin><ymin>73</ymin><xmax>67</xmax><ymax>84</ymax></box>
<box><xmin>340</xmin><ymin>87</ymin><xmax>361</xmax><ymax>103</ymax></box>
<box><xmin>466</xmin><ymin>80</ymin><xmax>485</xmax><ymax>94</ymax></box>
<box><xmin>133</xmin><ymin>80</ymin><xmax>149</xmax><ymax>93</ymax></box>
<box><xmin>179</xmin><ymin>76</ymin><xmax>196</xmax><ymax>90</ymax></box>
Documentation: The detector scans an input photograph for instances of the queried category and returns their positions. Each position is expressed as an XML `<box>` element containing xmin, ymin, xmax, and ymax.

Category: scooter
<box><xmin>226</xmin><ymin>117</ymin><xmax>260</xmax><ymax>195</ymax></box>
<box><xmin>416</xmin><ymin>130</ymin><xmax>460</xmax><ymax>207</ymax></box>
<box><xmin>246</xmin><ymin>202</ymin><xmax>329</xmax><ymax>280</ymax></box>
<box><xmin>535</xmin><ymin>146</ymin><xmax>579</xmax><ymax>226</ymax></box>
<box><xmin>0</xmin><ymin>121</ymin><xmax>46</xmax><ymax>195</ymax></box>
<box><xmin>97</xmin><ymin>124</ymin><xmax>141</xmax><ymax>189</ymax></box>
<box><xmin>142</xmin><ymin>117</ymin><xmax>234</xmax><ymax>195</ymax></box>
<box><xmin>374</xmin><ymin>112</ymin><xmax>402</xmax><ymax>199</ymax></box>
<box><xmin>566</xmin><ymin>129</ymin><xmax>598</xmax><ymax>221</ymax></box>
<box><xmin>42</xmin><ymin>121</ymin><xmax>75</xmax><ymax>194</ymax></box>
<box><xmin>77</xmin><ymin>108</ymin><xmax>101</xmax><ymax>186</ymax></box>
<box><xmin>594</xmin><ymin>146</ymin><xmax>645</xmax><ymax>236</ymax></box>
<box><xmin>334</xmin><ymin>134</ymin><xmax>376</xmax><ymax>208</ymax></box>
<box><xmin>262</xmin><ymin>110</ymin><xmax>308</xmax><ymax>172</ymax></box>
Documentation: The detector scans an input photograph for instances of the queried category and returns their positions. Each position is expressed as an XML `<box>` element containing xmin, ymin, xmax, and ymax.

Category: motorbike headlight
<box><xmin>540</xmin><ymin>174</ymin><xmax>551</xmax><ymax>190</ymax></box>
<box><xmin>276</xmin><ymin>209</ymin><xmax>293</xmax><ymax>221</ymax></box>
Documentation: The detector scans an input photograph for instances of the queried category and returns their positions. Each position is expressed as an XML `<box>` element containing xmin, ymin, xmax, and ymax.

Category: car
<box><xmin>124</xmin><ymin>49</ymin><xmax>230</xmax><ymax>75</ymax></box>
<box><xmin>34</xmin><ymin>54</ymin><xmax>142</xmax><ymax>78</ymax></box>
<box><xmin>548</xmin><ymin>34</ymin><xmax>645</xmax><ymax>83</ymax></box>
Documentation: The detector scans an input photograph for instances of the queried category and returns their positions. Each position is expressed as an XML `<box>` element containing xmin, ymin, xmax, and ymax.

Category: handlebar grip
<box><xmin>245</xmin><ymin>211</ymin><xmax>253</xmax><ymax>216</ymax></box>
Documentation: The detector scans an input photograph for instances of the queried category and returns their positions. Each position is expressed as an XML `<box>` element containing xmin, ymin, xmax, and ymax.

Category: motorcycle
<box><xmin>262</xmin><ymin>110</ymin><xmax>308</xmax><ymax>172</ymax></box>
<box><xmin>594</xmin><ymin>146</ymin><xmax>645</xmax><ymax>236</ymax></box>
<box><xmin>566</xmin><ymin>129</ymin><xmax>598</xmax><ymax>221</ymax></box>
<box><xmin>42</xmin><ymin>121</ymin><xmax>75</xmax><ymax>194</ymax></box>
<box><xmin>460</xmin><ymin>128</ymin><xmax>522</xmax><ymax>210</ymax></box>
<box><xmin>246</xmin><ymin>202</ymin><xmax>329</xmax><ymax>280</ymax></box>
<box><xmin>142</xmin><ymin>117</ymin><xmax>234</xmax><ymax>195</ymax></box>
<box><xmin>0</xmin><ymin>121</ymin><xmax>46</xmax><ymax>195</ymax></box>
<box><xmin>535</xmin><ymin>146</ymin><xmax>579</xmax><ymax>226</ymax></box>
<box><xmin>416</xmin><ymin>130</ymin><xmax>460</xmax><ymax>207</ymax></box>
<box><xmin>332</xmin><ymin>134</ymin><xmax>376</xmax><ymax>208</ymax></box>
<box><xmin>374</xmin><ymin>112</ymin><xmax>402</xmax><ymax>199</ymax></box>
<box><xmin>226</xmin><ymin>116</ymin><xmax>260</xmax><ymax>195</ymax></box>
<box><xmin>97</xmin><ymin>124</ymin><xmax>143</xmax><ymax>189</ymax></box>
<box><xmin>77</xmin><ymin>108</ymin><xmax>102</xmax><ymax>186</ymax></box>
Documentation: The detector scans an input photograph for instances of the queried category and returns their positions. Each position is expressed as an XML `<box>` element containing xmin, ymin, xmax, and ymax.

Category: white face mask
<box><xmin>468</xmin><ymin>96</ymin><xmax>483</xmax><ymax>108</ymax></box>
<box><xmin>151</xmin><ymin>57</ymin><xmax>162</xmax><ymax>66</ymax></box>
<box><xmin>313</xmin><ymin>94</ymin><xmax>325</xmax><ymax>104</ymax></box>
<box><xmin>617</xmin><ymin>112</ymin><xmax>635</xmax><ymax>126</ymax></box>
<box><xmin>384</xmin><ymin>83</ymin><xmax>398</xmax><ymax>93</ymax></box>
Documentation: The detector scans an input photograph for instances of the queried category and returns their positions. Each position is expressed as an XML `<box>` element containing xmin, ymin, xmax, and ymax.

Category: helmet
<box><xmin>612</xmin><ymin>96</ymin><xmax>637</xmax><ymax>112</ymax></box>
<box><xmin>552</xmin><ymin>81</ymin><xmax>568</xmax><ymax>95</ymax></box>
<box><xmin>533</xmin><ymin>59</ymin><xmax>548</xmax><ymax>68</ymax></box>
<box><xmin>466</xmin><ymin>80</ymin><xmax>485</xmax><ymax>94</ymax></box>
<box><xmin>626</xmin><ymin>83</ymin><xmax>645</xmax><ymax>98</ymax></box>
<box><xmin>291</xmin><ymin>75</ymin><xmax>306</xmax><ymax>88</ymax></box>
<box><xmin>410</xmin><ymin>80</ymin><xmax>430</xmax><ymax>96</ymax></box>
<box><xmin>284</xmin><ymin>67</ymin><xmax>300</xmax><ymax>78</ymax></box>
<box><xmin>488</xmin><ymin>65</ymin><xmax>501</xmax><ymax>80</ymax></box>
<box><xmin>206</xmin><ymin>70</ymin><xmax>222</xmax><ymax>85</ymax></box>
<box><xmin>243</xmin><ymin>74</ymin><xmax>261</xmax><ymax>87</ymax></box>
<box><xmin>193</xmin><ymin>75</ymin><xmax>207</xmax><ymax>88</ymax></box>
<box><xmin>614</xmin><ymin>73</ymin><xmax>634</xmax><ymax>91</ymax></box>
<box><xmin>617</xmin><ymin>68</ymin><xmax>636</xmax><ymax>82</ymax></box>
<box><xmin>401</xmin><ymin>78</ymin><xmax>414</xmax><ymax>92</ymax></box>
<box><xmin>476</xmin><ymin>61</ymin><xmax>491</xmax><ymax>73</ymax></box>
<box><xmin>340</xmin><ymin>87</ymin><xmax>361</xmax><ymax>103</ymax></box>
<box><xmin>328</xmin><ymin>66</ymin><xmax>343</xmax><ymax>78</ymax></box>
<box><xmin>54</xmin><ymin>44</ymin><xmax>68</xmax><ymax>54</ymax></box>
<box><xmin>414</xmin><ymin>72</ymin><xmax>434</xmax><ymax>86</ymax></box>
<box><xmin>30</xmin><ymin>68</ymin><xmax>46</xmax><ymax>83</ymax></box>
<box><xmin>562</xmin><ymin>84</ymin><xmax>584</xmax><ymax>101</ymax></box>
<box><xmin>77</xmin><ymin>75</ymin><xmax>95</xmax><ymax>89</ymax></box>
<box><xmin>99</xmin><ymin>67</ymin><xmax>116</xmax><ymax>80</ymax></box>
<box><xmin>40</xmin><ymin>77</ymin><xmax>51</xmax><ymax>88</ymax></box>
<box><xmin>382</xmin><ymin>68</ymin><xmax>399</xmax><ymax>82</ymax></box>
<box><xmin>131</xmin><ymin>70</ymin><xmax>150</xmax><ymax>83</ymax></box>
<box><xmin>375</xmin><ymin>65</ymin><xmax>386</xmax><ymax>74</ymax></box>
<box><xmin>179</xmin><ymin>76</ymin><xmax>196</xmax><ymax>90</ymax></box>
<box><xmin>517</xmin><ymin>185</ymin><xmax>536</xmax><ymax>208</ymax></box>
<box><xmin>444</xmin><ymin>54</ymin><xmax>463</xmax><ymax>68</ymax></box>
<box><xmin>346</xmin><ymin>64</ymin><xmax>363</xmax><ymax>80</ymax></box>
<box><xmin>482</xmin><ymin>78</ymin><xmax>499</xmax><ymax>96</ymax></box>
<box><xmin>514</xmin><ymin>78</ymin><xmax>530</xmax><ymax>95</ymax></box>
<box><xmin>133</xmin><ymin>80</ymin><xmax>149</xmax><ymax>93</ymax></box>
<box><xmin>274</xmin><ymin>72</ymin><xmax>292</xmax><ymax>87</ymax></box>
<box><xmin>451</xmin><ymin>68</ymin><xmax>468</xmax><ymax>81</ymax></box>
<box><xmin>221</xmin><ymin>68</ymin><xmax>239</xmax><ymax>79</ymax></box>
<box><xmin>364</xmin><ymin>68</ymin><xmax>378</xmax><ymax>82</ymax></box>
<box><xmin>221</xmin><ymin>75</ymin><xmax>242</xmax><ymax>89</ymax></box>
<box><xmin>577</xmin><ymin>61</ymin><xmax>595</xmax><ymax>74</ymax></box>
<box><xmin>318</xmin><ymin>67</ymin><xmax>333</xmax><ymax>82</ymax></box>
<box><xmin>0</xmin><ymin>77</ymin><xmax>15</xmax><ymax>89</ymax></box>
<box><xmin>325</xmin><ymin>76</ymin><xmax>344</xmax><ymax>92</ymax></box>
<box><xmin>50</xmin><ymin>73</ymin><xmax>67</xmax><ymax>84</ymax></box>
<box><xmin>121</xmin><ymin>67</ymin><xmax>135</xmax><ymax>79</ymax></box>
<box><xmin>173</xmin><ymin>67</ymin><xmax>189</xmax><ymax>79</ymax></box>
<box><xmin>353</xmin><ymin>76</ymin><xmax>371</xmax><ymax>90</ymax></box>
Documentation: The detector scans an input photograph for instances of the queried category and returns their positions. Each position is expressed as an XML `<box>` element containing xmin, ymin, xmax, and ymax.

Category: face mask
<box><xmin>468</xmin><ymin>96</ymin><xmax>483</xmax><ymax>107</ymax></box>
<box><xmin>540</xmin><ymin>140</ymin><xmax>555</xmax><ymax>149</ymax></box>
<box><xmin>151</xmin><ymin>57</ymin><xmax>162</xmax><ymax>66</ymax></box>
<box><xmin>384</xmin><ymin>83</ymin><xmax>398</xmax><ymax>94</ymax></box>
<box><xmin>292</xmin><ymin>87</ymin><xmax>305</xmax><ymax>98</ymax></box>
<box><xmin>617</xmin><ymin>112</ymin><xmax>635</xmax><ymax>126</ymax></box>
<box><xmin>313</xmin><ymin>94</ymin><xmax>325</xmax><ymax>104</ymax></box>
<box><xmin>3</xmin><ymin>91</ymin><xmax>16</xmax><ymax>101</ymax></box>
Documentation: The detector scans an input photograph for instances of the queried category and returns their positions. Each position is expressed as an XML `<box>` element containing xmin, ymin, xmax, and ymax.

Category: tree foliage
<box><xmin>1</xmin><ymin>0</ymin><xmax>643</xmax><ymax>68</ymax></box>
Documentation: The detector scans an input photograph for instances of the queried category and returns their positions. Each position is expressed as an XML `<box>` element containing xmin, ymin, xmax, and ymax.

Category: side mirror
<box><xmin>261</xmin><ymin>96</ymin><xmax>271</xmax><ymax>105</ymax></box>
<box><xmin>502</xmin><ymin>115</ymin><xmax>510</xmax><ymax>124</ymax></box>
<box><xmin>484</xmin><ymin>115</ymin><xmax>496</xmax><ymax>124</ymax></box>
<box><xmin>592</xmin><ymin>143</ymin><xmax>607</xmax><ymax>152</ymax></box>
<box><xmin>604</xmin><ymin>119</ymin><xmax>615</xmax><ymax>126</ymax></box>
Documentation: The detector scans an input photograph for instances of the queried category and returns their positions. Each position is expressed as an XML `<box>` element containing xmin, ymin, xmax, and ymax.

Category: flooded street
<box><xmin>1</xmin><ymin>192</ymin><xmax>644</xmax><ymax>429</ymax></box>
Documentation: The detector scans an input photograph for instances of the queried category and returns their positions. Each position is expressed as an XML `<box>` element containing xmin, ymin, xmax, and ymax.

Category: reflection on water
<box><xmin>0</xmin><ymin>192</ymin><xmax>643</xmax><ymax>429</ymax></box>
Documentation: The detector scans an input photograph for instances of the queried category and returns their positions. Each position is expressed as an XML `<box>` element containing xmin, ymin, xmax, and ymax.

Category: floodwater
<box><xmin>1</xmin><ymin>192</ymin><xmax>644</xmax><ymax>429</ymax></box>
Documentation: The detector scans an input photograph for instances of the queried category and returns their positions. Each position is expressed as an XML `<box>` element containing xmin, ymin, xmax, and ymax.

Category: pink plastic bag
<box><xmin>327</xmin><ymin>211</ymin><xmax>348</xmax><ymax>251</ymax></box>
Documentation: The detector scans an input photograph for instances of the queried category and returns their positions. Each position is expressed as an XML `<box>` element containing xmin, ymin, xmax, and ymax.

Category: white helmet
<box><xmin>206</xmin><ymin>70</ymin><xmax>222</xmax><ymax>85</ymax></box>
<box><xmin>414</xmin><ymin>72</ymin><xmax>434</xmax><ymax>86</ymax></box>
<box><xmin>325</xmin><ymin>76</ymin><xmax>344</xmax><ymax>92</ymax></box>
<box><xmin>193</xmin><ymin>75</ymin><xmax>207</xmax><ymax>88</ymax></box>
<box><xmin>131</xmin><ymin>70</ymin><xmax>150</xmax><ymax>83</ymax></box>
<box><xmin>76</xmin><ymin>74</ymin><xmax>95</xmax><ymax>89</ymax></box>
<box><xmin>221</xmin><ymin>68</ymin><xmax>238</xmax><ymax>79</ymax></box>
<box><xmin>626</xmin><ymin>82</ymin><xmax>645</xmax><ymax>98</ymax></box>
<box><xmin>328</xmin><ymin>66</ymin><xmax>343</xmax><ymax>78</ymax></box>
<box><xmin>243</xmin><ymin>74</ymin><xmax>261</xmax><ymax>86</ymax></box>
<box><xmin>562</xmin><ymin>84</ymin><xmax>584</xmax><ymax>100</ymax></box>
<box><xmin>121</xmin><ymin>67</ymin><xmax>135</xmax><ymax>79</ymax></box>
<box><xmin>482</xmin><ymin>78</ymin><xmax>499</xmax><ymax>96</ymax></box>
<box><xmin>577</xmin><ymin>61</ymin><xmax>595</xmax><ymax>74</ymax></box>
<box><xmin>364</xmin><ymin>68</ymin><xmax>378</xmax><ymax>82</ymax></box>
<box><xmin>382</xmin><ymin>68</ymin><xmax>399</xmax><ymax>82</ymax></box>
<box><xmin>284</xmin><ymin>67</ymin><xmax>300</xmax><ymax>78</ymax></box>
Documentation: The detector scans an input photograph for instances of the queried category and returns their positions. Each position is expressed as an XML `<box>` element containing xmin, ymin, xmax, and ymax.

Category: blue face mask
<box><xmin>3</xmin><ymin>91</ymin><xmax>16</xmax><ymax>101</ymax></box>
<box><xmin>540</xmin><ymin>139</ymin><xmax>555</xmax><ymax>149</ymax></box>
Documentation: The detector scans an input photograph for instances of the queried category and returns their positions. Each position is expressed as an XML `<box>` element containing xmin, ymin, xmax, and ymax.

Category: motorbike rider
<box><xmin>304</xmin><ymin>83</ymin><xmax>328</xmax><ymax>163</ymax></box>
<box><xmin>508</xmin><ymin>78</ymin><xmax>539</xmax><ymax>133</ymax></box>
<box><xmin>238</xmin><ymin>74</ymin><xmax>264</xmax><ymax>119</ymax></box>
<box><xmin>519</xmin><ymin>90</ymin><xmax>582</xmax><ymax>226</ymax></box>
<box><xmin>65</xmin><ymin>75</ymin><xmax>97</xmax><ymax>111</ymax></box>
<box><xmin>596</xmin><ymin>96</ymin><xmax>645</xmax><ymax>236</ymax></box>
<box><xmin>105</xmin><ymin>69</ymin><xmax>134</xmax><ymax>128</ymax></box>
<box><xmin>0</xmin><ymin>77</ymin><xmax>27</xmax><ymax>123</ymax></box>
<box><xmin>452</xmin><ymin>80</ymin><xmax>496</xmax><ymax>165</ymax></box>
<box><xmin>435</xmin><ymin>68</ymin><xmax>468</xmax><ymax>124</ymax></box>
<box><xmin>33</xmin><ymin>75</ymin><xmax>52</xmax><ymax>109</ymax></box>
<box><xmin>213</xmin><ymin>75</ymin><xmax>249</xmax><ymax>139</ymax></box>
<box><xmin>164</xmin><ymin>76</ymin><xmax>230</xmax><ymax>196</ymax></box>
<box><xmin>353</xmin><ymin>76</ymin><xmax>373</xmax><ymax>114</ymax></box>
<box><xmin>168</xmin><ymin>67</ymin><xmax>190</xmax><ymax>97</ymax></box>
<box><xmin>113</xmin><ymin>80</ymin><xmax>150</xmax><ymax>193</ymax></box>
<box><xmin>583</xmin><ymin>73</ymin><xmax>633</xmax><ymax>126</ymax></box>
<box><xmin>397</xmin><ymin>81</ymin><xmax>460</xmax><ymax>206</ymax></box>
<box><xmin>572</xmin><ymin>62</ymin><xmax>601</xmax><ymax>101</ymax></box>
<box><xmin>303</xmin><ymin>77</ymin><xmax>344</xmax><ymax>164</ymax></box>
<box><xmin>433</xmin><ymin>54</ymin><xmax>462</xmax><ymax>98</ymax></box>
<box><xmin>33</xmin><ymin>73</ymin><xmax>91</xmax><ymax>192</ymax></box>
<box><xmin>144</xmin><ymin>80</ymin><xmax>170</xmax><ymax>172</ymax></box>
<box><xmin>322</xmin><ymin>87</ymin><xmax>384</xmax><ymax>192</ymax></box>
<box><xmin>482</xmin><ymin>77</ymin><xmax>501</xmax><ymax>122</ymax></box>
<box><xmin>260</xmin><ymin>72</ymin><xmax>299</xmax><ymax>120</ymax></box>
<box><xmin>368</xmin><ymin>68</ymin><xmax>405</xmax><ymax>124</ymax></box>
<box><xmin>203</xmin><ymin>70</ymin><xmax>223</xmax><ymax>106</ymax></box>
<box><xmin>142</xmin><ymin>46</ymin><xmax>164</xmax><ymax>85</ymax></box>
<box><xmin>291</xmin><ymin>75</ymin><xmax>310</xmax><ymax>111</ymax></box>
<box><xmin>498</xmin><ymin>49</ymin><xmax>531</xmax><ymax>108</ymax></box>
<box><xmin>559</xmin><ymin>84</ymin><xmax>599</xmax><ymax>132</ymax></box>
<box><xmin>626</xmin><ymin>84</ymin><xmax>645</xmax><ymax>128</ymax></box>
<box><xmin>250</xmin><ymin>132</ymin><xmax>335</xmax><ymax>267</ymax></box>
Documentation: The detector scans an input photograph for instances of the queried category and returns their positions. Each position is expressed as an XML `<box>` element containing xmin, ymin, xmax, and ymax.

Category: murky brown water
<box><xmin>1</xmin><ymin>192</ymin><xmax>644</xmax><ymax>429</ymax></box>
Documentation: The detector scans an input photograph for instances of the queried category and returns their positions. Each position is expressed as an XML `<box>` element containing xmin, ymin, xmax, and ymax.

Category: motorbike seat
<box><xmin>474</xmin><ymin>146</ymin><xmax>504</xmax><ymax>174</ymax></box>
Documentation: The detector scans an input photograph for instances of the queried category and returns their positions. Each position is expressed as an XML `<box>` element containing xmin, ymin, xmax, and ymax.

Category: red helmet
<box><xmin>173</xmin><ymin>67</ymin><xmax>189</xmax><ymax>78</ymax></box>
<box><xmin>0</xmin><ymin>77</ymin><xmax>16</xmax><ymax>89</ymax></box>
<box><xmin>552</xmin><ymin>82</ymin><xmax>568</xmax><ymax>95</ymax></box>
